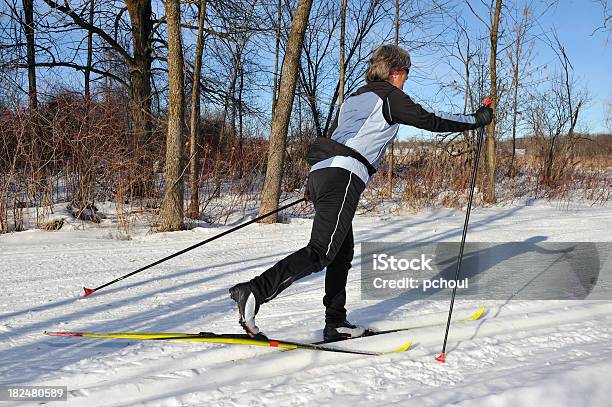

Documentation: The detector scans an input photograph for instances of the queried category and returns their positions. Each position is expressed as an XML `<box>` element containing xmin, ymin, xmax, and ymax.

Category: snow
<box><xmin>1</xmin><ymin>199</ymin><xmax>611</xmax><ymax>406</ymax></box>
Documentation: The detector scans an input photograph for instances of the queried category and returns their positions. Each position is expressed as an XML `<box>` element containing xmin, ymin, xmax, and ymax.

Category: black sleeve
<box><xmin>383</xmin><ymin>89</ymin><xmax>479</xmax><ymax>132</ymax></box>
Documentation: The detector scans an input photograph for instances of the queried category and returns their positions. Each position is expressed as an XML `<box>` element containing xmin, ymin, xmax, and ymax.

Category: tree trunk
<box><xmin>188</xmin><ymin>0</ymin><xmax>208</xmax><ymax>219</ymax></box>
<box><xmin>338</xmin><ymin>0</ymin><xmax>347</xmax><ymax>107</ymax></box>
<box><xmin>484</xmin><ymin>0</ymin><xmax>502</xmax><ymax>204</ymax></box>
<box><xmin>125</xmin><ymin>0</ymin><xmax>153</xmax><ymax>190</ymax></box>
<box><xmin>238</xmin><ymin>65</ymin><xmax>245</xmax><ymax>177</ymax></box>
<box><xmin>214</xmin><ymin>45</ymin><xmax>241</xmax><ymax>195</ymax></box>
<box><xmin>22</xmin><ymin>0</ymin><xmax>37</xmax><ymax>112</ymax></box>
<box><xmin>386</xmin><ymin>0</ymin><xmax>399</xmax><ymax>199</ymax></box>
<box><xmin>85</xmin><ymin>0</ymin><xmax>94</xmax><ymax>101</ymax></box>
<box><xmin>557</xmin><ymin>38</ymin><xmax>581</xmax><ymax>182</ymax></box>
<box><xmin>21</xmin><ymin>0</ymin><xmax>39</xmax><ymax>180</ymax></box>
<box><xmin>509</xmin><ymin>26</ymin><xmax>521</xmax><ymax>178</ymax></box>
<box><xmin>160</xmin><ymin>0</ymin><xmax>185</xmax><ymax>231</ymax></box>
<box><xmin>271</xmin><ymin>0</ymin><xmax>282</xmax><ymax>115</ymax></box>
<box><xmin>258</xmin><ymin>0</ymin><xmax>313</xmax><ymax>223</ymax></box>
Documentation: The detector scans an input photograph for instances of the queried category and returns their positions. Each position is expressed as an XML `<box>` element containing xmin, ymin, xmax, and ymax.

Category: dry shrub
<box><xmin>43</xmin><ymin>218</ymin><xmax>64</xmax><ymax>231</ymax></box>
<box><xmin>391</xmin><ymin>134</ymin><xmax>610</xmax><ymax>212</ymax></box>
<box><xmin>0</xmin><ymin>88</ymin><xmax>166</xmax><ymax>233</ymax></box>
<box><xmin>393</xmin><ymin>138</ymin><xmax>476</xmax><ymax>211</ymax></box>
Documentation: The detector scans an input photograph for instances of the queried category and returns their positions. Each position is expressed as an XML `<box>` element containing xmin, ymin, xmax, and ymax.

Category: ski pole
<box><xmin>83</xmin><ymin>197</ymin><xmax>307</xmax><ymax>297</ymax></box>
<box><xmin>435</xmin><ymin>98</ymin><xmax>491</xmax><ymax>363</ymax></box>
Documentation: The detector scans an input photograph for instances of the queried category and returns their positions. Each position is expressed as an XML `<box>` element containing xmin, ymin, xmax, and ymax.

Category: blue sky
<box><xmin>399</xmin><ymin>0</ymin><xmax>611</xmax><ymax>139</ymax></box>
<box><xmin>543</xmin><ymin>0</ymin><xmax>610</xmax><ymax>133</ymax></box>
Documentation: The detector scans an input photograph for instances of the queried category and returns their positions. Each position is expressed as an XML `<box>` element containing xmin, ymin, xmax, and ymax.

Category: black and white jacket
<box><xmin>306</xmin><ymin>81</ymin><xmax>480</xmax><ymax>184</ymax></box>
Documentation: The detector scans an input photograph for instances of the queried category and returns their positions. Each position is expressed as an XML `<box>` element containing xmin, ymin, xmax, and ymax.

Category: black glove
<box><xmin>473</xmin><ymin>105</ymin><xmax>493</xmax><ymax>127</ymax></box>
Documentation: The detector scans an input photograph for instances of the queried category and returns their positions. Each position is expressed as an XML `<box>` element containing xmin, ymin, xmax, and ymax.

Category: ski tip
<box><xmin>468</xmin><ymin>307</ymin><xmax>486</xmax><ymax>321</ymax></box>
<box><xmin>44</xmin><ymin>331</ymin><xmax>84</xmax><ymax>337</ymax></box>
<box><xmin>435</xmin><ymin>352</ymin><xmax>446</xmax><ymax>363</ymax></box>
<box><xmin>393</xmin><ymin>341</ymin><xmax>412</xmax><ymax>353</ymax></box>
<box><xmin>83</xmin><ymin>287</ymin><xmax>96</xmax><ymax>297</ymax></box>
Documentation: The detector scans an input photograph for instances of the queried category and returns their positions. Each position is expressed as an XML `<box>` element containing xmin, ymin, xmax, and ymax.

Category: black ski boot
<box><xmin>229</xmin><ymin>282</ymin><xmax>261</xmax><ymax>337</ymax></box>
<box><xmin>323</xmin><ymin>320</ymin><xmax>366</xmax><ymax>342</ymax></box>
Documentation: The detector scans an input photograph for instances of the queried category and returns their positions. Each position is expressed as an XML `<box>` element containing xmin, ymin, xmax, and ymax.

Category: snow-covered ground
<box><xmin>1</xmin><ymin>199</ymin><xmax>611</xmax><ymax>406</ymax></box>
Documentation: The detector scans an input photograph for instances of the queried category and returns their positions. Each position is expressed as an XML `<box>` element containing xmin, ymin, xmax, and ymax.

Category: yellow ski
<box><xmin>44</xmin><ymin>331</ymin><xmax>411</xmax><ymax>356</ymax></box>
<box><xmin>358</xmin><ymin>306</ymin><xmax>486</xmax><ymax>337</ymax></box>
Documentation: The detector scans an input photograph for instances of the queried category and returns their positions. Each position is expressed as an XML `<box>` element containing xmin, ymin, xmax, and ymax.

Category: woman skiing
<box><xmin>230</xmin><ymin>44</ymin><xmax>493</xmax><ymax>341</ymax></box>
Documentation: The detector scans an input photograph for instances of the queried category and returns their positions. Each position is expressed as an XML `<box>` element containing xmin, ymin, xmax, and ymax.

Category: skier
<box><xmin>230</xmin><ymin>44</ymin><xmax>493</xmax><ymax>341</ymax></box>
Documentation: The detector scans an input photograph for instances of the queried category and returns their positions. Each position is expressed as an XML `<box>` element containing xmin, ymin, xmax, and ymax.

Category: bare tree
<box><xmin>213</xmin><ymin>35</ymin><xmax>248</xmax><ymax>193</ymax></box>
<box><xmin>446</xmin><ymin>16</ymin><xmax>479</xmax><ymax>114</ymax></box>
<box><xmin>298</xmin><ymin>0</ymin><xmax>388</xmax><ymax>139</ymax></box>
<box><xmin>385</xmin><ymin>0</ymin><xmax>400</xmax><ymax>199</ymax></box>
<box><xmin>160</xmin><ymin>0</ymin><xmax>185</xmax><ymax>231</ymax></box>
<box><xmin>338</xmin><ymin>0</ymin><xmax>348</xmax><ymax>107</ymax></box>
<box><xmin>467</xmin><ymin>0</ymin><xmax>503</xmax><ymax>203</ymax></box>
<box><xmin>297</xmin><ymin>1</ymin><xmax>339</xmax><ymax>138</ymax></box>
<box><xmin>258</xmin><ymin>0</ymin><xmax>313</xmax><ymax>223</ymax></box>
<box><xmin>188</xmin><ymin>0</ymin><xmax>208</xmax><ymax>220</ymax></box>
<box><xmin>124</xmin><ymin>0</ymin><xmax>153</xmax><ymax>157</ymax></box>
<box><xmin>271</xmin><ymin>0</ymin><xmax>282</xmax><ymax>115</ymax></box>
<box><xmin>526</xmin><ymin>31</ymin><xmax>586</xmax><ymax>188</ymax></box>
<box><xmin>41</xmin><ymin>0</ymin><xmax>153</xmax><ymax>154</ymax></box>
<box><xmin>84</xmin><ymin>0</ymin><xmax>95</xmax><ymax>101</ymax></box>
<box><xmin>18</xmin><ymin>0</ymin><xmax>42</xmax><ymax>188</ymax></box>
<box><xmin>484</xmin><ymin>0</ymin><xmax>502</xmax><ymax>204</ymax></box>
<box><xmin>21</xmin><ymin>0</ymin><xmax>37</xmax><ymax>113</ymax></box>
<box><xmin>593</xmin><ymin>0</ymin><xmax>611</xmax><ymax>43</ymax></box>
<box><xmin>506</xmin><ymin>4</ymin><xmax>535</xmax><ymax>177</ymax></box>
<box><xmin>551</xmin><ymin>33</ymin><xmax>584</xmax><ymax>179</ymax></box>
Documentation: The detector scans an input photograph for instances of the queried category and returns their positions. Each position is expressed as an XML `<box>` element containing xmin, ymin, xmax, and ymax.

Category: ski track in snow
<box><xmin>0</xmin><ymin>200</ymin><xmax>611</xmax><ymax>406</ymax></box>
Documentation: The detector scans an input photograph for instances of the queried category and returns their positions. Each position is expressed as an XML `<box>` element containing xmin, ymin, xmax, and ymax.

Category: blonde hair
<box><xmin>365</xmin><ymin>45</ymin><xmax>411</xmax><ymax>83</ymax></box>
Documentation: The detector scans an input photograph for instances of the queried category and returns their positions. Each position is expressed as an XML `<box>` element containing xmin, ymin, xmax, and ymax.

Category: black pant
<box><xmin>249</xmin><ymin>167</ymin><xmax>365</xmax><ymax>324</ymax></box>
